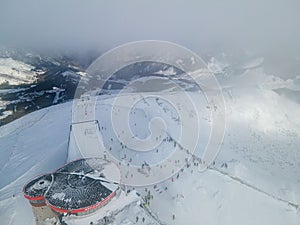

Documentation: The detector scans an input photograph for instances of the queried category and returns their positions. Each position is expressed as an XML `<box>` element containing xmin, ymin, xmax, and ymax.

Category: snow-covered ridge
<box><xmin>154</xmin><ymin>66</ymin><xmax>177</xmax><ymax>76</ymax></box>
<box><xmin>0</xmin><ymin>58</ymin><xmax>43</xmax><ymax>85</ymax></box>
<box><xmin>0</xmin><ymin>87</ymin><xmax>300</xmax><ymax>224</ymax></box>
<box><xmin>1</xmin><ymin>51</ymin><xmax>300</xmax><ymax>224</ymax></box>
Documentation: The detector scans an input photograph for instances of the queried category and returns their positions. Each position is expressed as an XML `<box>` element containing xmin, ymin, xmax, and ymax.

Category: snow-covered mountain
<box><xmin>0</xmin><ymin>58</ymin><xmax>42</xmax><ymax>86</ymax></box>
<box><xmin>1</xmin><ymin>51</ymin><xmax>300</xmax><ymax>224</ymax></box>
<box><xmin>0</xmin><ymin>48</ymin><xmax>90</xmax><ymax>125</ymax></box>
<box><xmin>1</xmin><ymin>84</ymin><xmax>300</xmax><ymax>225</ymax></box>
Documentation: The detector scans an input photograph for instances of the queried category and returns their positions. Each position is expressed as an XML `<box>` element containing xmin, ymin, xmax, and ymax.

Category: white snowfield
<box><xmin>0</xmin><ymin>67</ymin><xmax>300</xmax><ymax>224</ymax></box>
<box><xmin>0</xmin><ymin>58</ymin><xmax>42</xmax><ymax>85</ymax></box>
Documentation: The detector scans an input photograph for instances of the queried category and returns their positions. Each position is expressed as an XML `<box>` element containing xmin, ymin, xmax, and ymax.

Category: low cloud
<box><xmin>0</xmin><ymin>0</ymin><xmax>299</xmax><ymax>55</ymax></box>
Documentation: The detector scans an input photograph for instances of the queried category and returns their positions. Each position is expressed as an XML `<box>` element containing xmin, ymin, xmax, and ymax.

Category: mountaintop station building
<box><xmin>23</xmin><ymin>158</ymin><xmax>121</xmax><ymax>223</ymax></box>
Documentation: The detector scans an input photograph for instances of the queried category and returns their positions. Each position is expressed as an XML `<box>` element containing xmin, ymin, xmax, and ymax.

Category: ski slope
<box><xmin>0</xmin><ymin>84</ymin><xmax>300</xmax><ymax>224</ymax></box>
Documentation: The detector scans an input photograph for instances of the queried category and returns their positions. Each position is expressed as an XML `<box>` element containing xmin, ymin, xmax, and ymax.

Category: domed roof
<box><xmin>46</xmin><ymin>158</ymin><xmax>120</xmax><ymax>212</ymax></box>
<box><xmin>23</xmin><ymin>158</ymin><xmax>120</xmax><ymax>213</ymax></box>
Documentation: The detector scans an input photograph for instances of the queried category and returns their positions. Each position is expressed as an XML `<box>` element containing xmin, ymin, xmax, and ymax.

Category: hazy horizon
<box><xmin>0</xmin><ymin>0</ymin><xmax>299</xmax><ymax>55</ymax></box>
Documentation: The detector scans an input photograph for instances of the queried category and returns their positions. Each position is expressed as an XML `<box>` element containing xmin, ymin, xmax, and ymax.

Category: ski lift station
<box><xmin>23</xmin><ymin>158</ymin><xmax>121</xmax><ymax>216</ymax></box>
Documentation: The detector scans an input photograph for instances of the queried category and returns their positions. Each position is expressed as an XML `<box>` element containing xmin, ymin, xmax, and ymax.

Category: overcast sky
<box><xmin>0</xmin><ymin>0</ymin><xmax>299</xmax><ymax>55</ymax></box>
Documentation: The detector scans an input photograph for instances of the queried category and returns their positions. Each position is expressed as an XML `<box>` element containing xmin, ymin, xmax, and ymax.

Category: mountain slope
<box><xmin>0</xmin><ymin>85</ymin><xmax>299</xmax><ymax>224</ymax></box>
